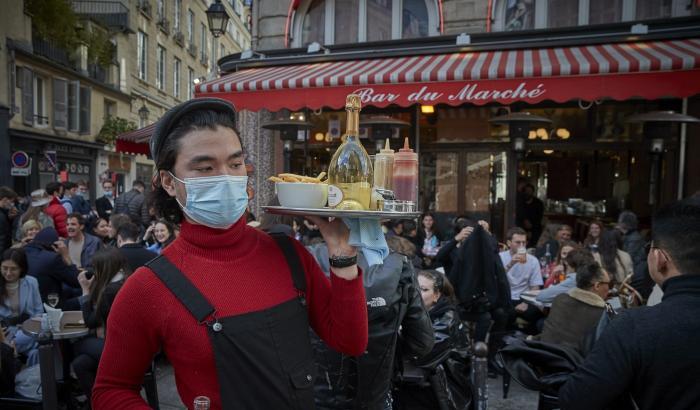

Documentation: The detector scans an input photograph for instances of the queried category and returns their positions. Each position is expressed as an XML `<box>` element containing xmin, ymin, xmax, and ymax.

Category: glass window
<box><xmin>34</xmin><ymin>76</ymin><xmax>46</xmax><ymax>126</ymax></box>
<box><xmin>547</xmin><ymin>0</ymin><xmax>578</xmax><ymax>28</ymax></box>
<box><xmin>201</xmin><ymin>23</ymin><xmax>208</xmax><ymax>60</ymax></box>
<box><xmin>137</xmin><ymin>31</ymin><xmax>147</xmax><ymax>80</ymax></box>
<box><xmin>402</xmin><ymin>0</ymin><xmax>429</xmax><ymax>39</ymax></box>
<box><xmin>174</xmin><ymin>0</ymin><xmax>181</xmax><ymax>31</ymax></box>
<box><xmin>636</xmin><ymin>0</ymin><xmax>672</xmax><ymax>20</ymax></box>
<box><xmin>174</xmin><ymin>58</ymin><xmax>181</xmax><ymax>98</ymax></box>
<box><xmin>334</xmin><ymin>0</ymin><xmax>359</xmax><ymax>44</ymax></box>
<box><xmin>367</xmin><ymin>0</ymin><xmax>393</xmax><ymax>41</ymax></box>
<box><xmin>188</xmin><ymin>67</ymin><xmax>194</xmax><ymax>99</ymax></box>
<box><xmin>156</xmin><ymin>45</ymin><xmax>166</xmax><ymax>90</ymax></box>
<box><xmin>157</xmin><ymin>0</ymin><xmax>164</xmax><ymax>20</ymax></box>
<box><xmin>589</xmin><ymin>0</ymin><xmax>622</xmax><ymax>24</ymax></box>
<box><xmin>420</xmin><ymin>152</ymin><xmax>459</xmax><ymax>213</ymax></box>
<box><xmin>188</xmin><ymin>9</ymin><xmax>194</xmax><ymax>43</ymax></box>
<box><xmin>302</xmin><ymin>0</ymin><xmax>325</xmax><ymax>46</ymax></box>
<box><xmin>504</xmin><ymin>0</ymin><xmax>536</xmax><ymax>31</ymax></box>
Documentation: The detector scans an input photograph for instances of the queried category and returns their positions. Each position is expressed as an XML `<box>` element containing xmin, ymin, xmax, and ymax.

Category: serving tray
<box><xmin>263</xmin><ymin>206</ymin><xmax>420</xmax><ymax>220</ymax></box>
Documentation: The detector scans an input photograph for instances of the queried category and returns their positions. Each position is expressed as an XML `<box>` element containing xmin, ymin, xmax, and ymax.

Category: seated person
<box><xmin>499</xmin><ymin>227</ymin><xmax>543</xmax><ymax>325</ymax></box>
<box><xmin>537</xmin><ymin>248</ymin><xmax>596</xmax><ymax>304</ymax></box>
<box><xmin>0</xmin><ymin>248</ymin><xmax>43</xmax><ymax>366</ymax></box>
<box><xmin>535</xmin><ymin>224</ymin><xmax>573</xmax><ymax>260</ymax></box>
<box><xmin>535</xmin><ymin>262</ymin><xmax>610</xmax><ymax>354</ymax></box>
<box><xmin>543</xmin><ymin>240</ymin><xmax>579</xmax><ymax>288</ymax></box>
<box><xmin>24</xmin><ymin>228</ymin><xmax>80</xmax><ymax>307</ymax></box>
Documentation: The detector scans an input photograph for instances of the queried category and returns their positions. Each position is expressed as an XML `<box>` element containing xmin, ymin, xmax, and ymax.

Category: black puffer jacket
<box><xmin>114</xmin><ymin>189</ymin><xmax>149</xmax><ymax>227</ymax></box>
<box><xmin>310</xmin><ymin>251</ymin><xmax>434</xmax><ymax>410</ymax></box>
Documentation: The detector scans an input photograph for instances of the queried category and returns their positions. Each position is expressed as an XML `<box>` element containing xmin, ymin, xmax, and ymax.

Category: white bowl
<box><xmin>276</xmin><ymin>182</ymin><xmax>328</xmax><ymax>209</ymax></box>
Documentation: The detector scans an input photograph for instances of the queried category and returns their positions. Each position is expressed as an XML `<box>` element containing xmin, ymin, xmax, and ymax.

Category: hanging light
<box><xmin>536</xmin><ymin>128</ymin><xmax>548</xmax><ymax>139</ymax></box>
<box><xmin>556</xmin><ymin>128</ymin><xmax>571</xmax><ymax>139</ymax></box>
<box><xmin>206</xmin><ymin>0</ymin><xmax>230</xmax><ymax>38</ymax></box>
<box><xmin>421</xmin><ymin>105</ymin><xmax>435</xmax><ymax>114</ymax></box>
<box><xmin>138</xmin><ymin>103</ymin><xmax>150</xmax><ymax>121</ymax></box>
<box><xmin>314</xmin><ymin>132</ymin><xmax>324</xmax><ymax>142</ymax></box>
<box><xmin>543</xmin><ymin>149</ymin><xmax>554</xmax><ymax>155</ymax></box>
<box><xmin>528</xmin><ymin>130</ymin><xmax>537</xmax><ymax>140</ymax></box>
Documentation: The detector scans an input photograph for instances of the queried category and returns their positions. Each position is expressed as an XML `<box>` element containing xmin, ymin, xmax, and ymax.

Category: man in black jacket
<box><xmin>307</xmin><ymin>247</ymin><xmax>434</xmax><ymax>410</ymax></box>
<box><xmin>0</xmin><ymin>186</ymin><xmax>18</xmax><ymax>252</ymax></box>
<box><xmin>114</xmin><ymin>180</ymin><xmax>150</xmax><ymax>228</ymax></box>
<box><xmin>560</xmin><ymin>198</ymin><xmax>700</xmax><ymax>410</ymax></box>
<box><xmin>116</xmin><ymin>222</ymin><xmax>157</xmax><ymax>272</ymax></box>
<box><xmin>95</xmin><ymin>180</ymin><xmax>115</xmax><ymax>220</ymax></box>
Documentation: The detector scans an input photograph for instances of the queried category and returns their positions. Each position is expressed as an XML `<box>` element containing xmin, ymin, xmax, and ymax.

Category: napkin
<box><xmin>342</xmin><ymin>218</ymin><xmax>389</xmax><ymax>267</ymax></box>
<box><xmin>43</xmin><ymin>303</ymin><xmax>63</xmax><ymax>332</ymax></box>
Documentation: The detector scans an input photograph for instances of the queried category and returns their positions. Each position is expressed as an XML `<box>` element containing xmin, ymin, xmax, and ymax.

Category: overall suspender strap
<box><xmin>146</xmin><ymin>256</ymin><xmax>216</xmax><ymax>324</ymax></box>
<box><xmin>269</xmin><ymin>233</ymin><xmax>307</xmax><ymax>293</ymax></box>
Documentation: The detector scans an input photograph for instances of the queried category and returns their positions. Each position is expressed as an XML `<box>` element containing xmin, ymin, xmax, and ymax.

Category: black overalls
<box><xmin>145</xmin><ymin>234</ymin><xmax>317</xmax><ymax>410</ymax></box>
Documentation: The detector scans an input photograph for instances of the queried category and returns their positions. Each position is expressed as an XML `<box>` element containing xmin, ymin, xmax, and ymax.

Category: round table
<box><xmin>21</xmin><ymin>310</ymin><xmax>89</xmax><ymax>339</ymax></box>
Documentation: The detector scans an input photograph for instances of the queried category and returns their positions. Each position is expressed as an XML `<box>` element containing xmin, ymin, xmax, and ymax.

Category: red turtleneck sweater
<box><xmin>92</xmin><ymin>218</ymin><xmax>368</xmax><ymax>409</ymax></box>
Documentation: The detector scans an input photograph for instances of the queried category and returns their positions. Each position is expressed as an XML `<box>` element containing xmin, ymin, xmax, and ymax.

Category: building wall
<box><xmin>442</xmin><ymin>0</ymin><xmax>488</xmax><ymax>34</ymax></box>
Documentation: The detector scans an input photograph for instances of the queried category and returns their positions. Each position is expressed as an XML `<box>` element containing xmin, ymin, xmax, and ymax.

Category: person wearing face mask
<box><xmin>95</xmin><ymin>180</ymin><xmax>115</xmax><ymax>220</ymax></box>
<box><xmin>93</xmin><ymin>98</ymin><xmax>368</xmax><ymax>410</ymax></box>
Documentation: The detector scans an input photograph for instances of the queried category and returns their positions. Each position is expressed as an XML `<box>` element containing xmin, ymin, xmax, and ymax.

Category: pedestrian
<box><xmin>113</xmin><ymin>181</ymin><xmax>150</xmax><ymax>229</ymax></box>
<box><xmin>559</xmin><ymin>198</ymin><xmax>700</xmax><ymax>410</ymax></box>
<box><xmin>95</xmin><ymin>180</ymin><xmax>115</xmax><ymax>220</ymax></box>
<box><xmin>0</xmin><ymin>187</ymin><xmax>18</xmax><ymax>252</ymax></box>
<box><xmin>44</xmin><ymin>182</ymin><xmax>69</xmax><ymax>237</ymax></box>
<box><xmin>93</xmin><ymin>98</ymin><xmax>368</xmax><ymax>409</ymax></box>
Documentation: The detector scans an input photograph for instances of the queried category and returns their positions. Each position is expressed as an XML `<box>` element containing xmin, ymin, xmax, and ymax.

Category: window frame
<box><xmin>291</xmin><ymin>0</ymin><xmax>439</xmax><ymax>47</ymax></box>
<box><xmin>187</xmin><ymin>67</ymin><xmax>195</xmax><ymax>100</ymax></box>
<box><xmin>33</xmin><ymin>75</ymin><xmax>48</xmax><ymax>128</ymax></box>
<box><xmin>174</xmin><ymin>0</ymin><xmax>181</xmax><ymax>31</ymax></box>
<box><xmin>137</xmin><ymin>30</ymin><xmax>148</xmax><ymax>81</ymax></box>
<box><xmin>156</xmin><ymin>44</ymin><xmax>166</xmax><ymax>90</ymax></box>
<box><xmin>188</xmin><ymin>9</ymin><xmax>195</xmax><ymax>44</ymax></box>
<box><xmin>174</xmin><ymin>57</ymin><xmax>181</xmax><ymax>99</ymax></box>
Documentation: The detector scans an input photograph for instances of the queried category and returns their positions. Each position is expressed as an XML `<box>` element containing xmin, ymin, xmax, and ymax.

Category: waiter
<box><xmin>93</xmin><ymin>99</ymin><xmax>368</xmax><ymax>409</ymax></box>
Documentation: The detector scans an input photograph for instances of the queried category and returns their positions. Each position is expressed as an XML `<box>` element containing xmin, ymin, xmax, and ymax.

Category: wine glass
<box><xmin>47</xmin><ymin>293</ymin><xmax>60</xmax><ymax>308</ymax></box>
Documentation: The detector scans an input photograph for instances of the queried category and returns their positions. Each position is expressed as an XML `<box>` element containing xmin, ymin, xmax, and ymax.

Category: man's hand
<box><xmin>8</xmin><ymin>207</ymin><xmax>18</xmax><ymax>219</ymax></box>
<box><xmin>305</xmin><ymin>216</ymin><xmax>358</xmax><ymax>280</ymax></box>
<box><xmin>52</xmin><ymin>240</ymin><xmax>72</xmax><ymax>264</ymax></box>
<box><xmin>515</xmin><ymin>302</ymin><xmax>529</xmax><ymax>313</ymax></box>
<box><xmin>77</xmin><ymin>270</ymin><xmax>94</xmax><ymax>296</ymax></box>
<box><xmin>455</xmin><ymin>226</ymin><xmax>474</xmax><ymax>242</ymax></box>
<box><xmin>477</xmin><ymin>220</ymin><xmax>490</xmax><ymax>233</ymax></box>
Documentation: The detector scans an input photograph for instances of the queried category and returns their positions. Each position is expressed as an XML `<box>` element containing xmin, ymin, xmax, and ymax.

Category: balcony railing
<box><xmin>72</xmin><ymin>1</ymin><xmax>130</xmax><ymax>31</ymax></box>
<box><xmin>32</xmin><ymin>37</ymin><xmax>73</xmax><ymax>68</ymax></box>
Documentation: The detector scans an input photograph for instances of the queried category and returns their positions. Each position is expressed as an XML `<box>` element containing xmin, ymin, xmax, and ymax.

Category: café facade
<box><xmin>119</xmin><ymin>16</ymin><xmax>700</xmax><ymax>239</ymax></box>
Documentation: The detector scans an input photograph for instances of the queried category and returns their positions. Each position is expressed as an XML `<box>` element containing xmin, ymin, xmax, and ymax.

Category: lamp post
<box><xmin>625</xmin><ymin>111</ymin><xmax>699</xmax><ymax>210</ymax></box>
<box><xmin>261</xmin><ymin>118</ymin><xmax>312</xmax><ymax>173</ymax></box>
<box><xmin>138</xmin><ymin>103</ymin><xmax>150</xmax><ymax>127</ymax></box>
<box><xmin>206</xmin><ymin>0</ymin><xmax>230</xmax><ymax>38</ymax></box>
<box><xmin>489</xmin><ymin>112</ymin><xmax>551</xmax><ymax>230</ymax></box>
<box><xmin>361</xmin><ymin>115</ymin><xmax>410</xmax><ymax>152</ymax></box>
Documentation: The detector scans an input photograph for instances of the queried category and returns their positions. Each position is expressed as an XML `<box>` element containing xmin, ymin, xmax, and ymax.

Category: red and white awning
<box><xmin>197</xmin><ymin>38</ymin><xmax>700</xmax><ymax>111</ymax></box>
<box><xmin>115</xmin><ymin>123</ymin><xmax>156</xmax><ymax>156</ymax></box>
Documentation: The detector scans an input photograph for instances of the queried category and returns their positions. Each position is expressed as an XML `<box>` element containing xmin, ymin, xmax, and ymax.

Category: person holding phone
<box><xmin>24</xmin><ymin>227</ymin><xmax>80</xmax><ymax>306</ymax></box>
<box><xmin>73</xmin><ymin>247</ymin><xmax>131</xmax><ymax>404</ymax></box>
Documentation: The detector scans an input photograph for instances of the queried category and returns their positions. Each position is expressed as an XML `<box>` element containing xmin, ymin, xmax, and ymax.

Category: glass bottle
<box><xmin>193</xmin><ymin>396</ymin><xmax>210</xmax><ymax>410</ymax></box>
<box><xmin>392</xmin><ymin>137</ymin><xmax>418</xmax><ymax>203</ymax></box>
<box><xmin>327</xmin><ymin>94</ymin><xmax>374</xmax><ymax>210</ymax></box>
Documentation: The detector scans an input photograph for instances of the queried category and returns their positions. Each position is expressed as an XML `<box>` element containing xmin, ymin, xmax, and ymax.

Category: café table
<box><xmin>20</xmin><ymin>311</ymin><xmax>89</xmax><ymax>410</ymax></box>
<box><xmin>520</xmin><ymin>290</ymin><xmax>551</xmax><ymax>309</ymax></box>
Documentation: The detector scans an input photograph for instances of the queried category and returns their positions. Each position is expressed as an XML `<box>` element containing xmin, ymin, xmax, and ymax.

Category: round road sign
<box><xmin>11</xmin><ymin>151</ymin><xmax>30</xmax><ymax>168</ymax></box>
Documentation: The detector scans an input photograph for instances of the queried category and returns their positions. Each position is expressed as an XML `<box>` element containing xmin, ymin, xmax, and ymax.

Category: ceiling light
<box><xmin>543</xmin><ymin>149</ymin><xmax>554</xmax><ymax>155</ymax></box>
<box><xmin>421</xmin><ymin>105</ymin><xmax>435</xmax><ymax>114</ymax></box>
<box><xmin>314</xmin><ymin>132</ymin><xmax>324</xmax><ymax>141</ymax></box>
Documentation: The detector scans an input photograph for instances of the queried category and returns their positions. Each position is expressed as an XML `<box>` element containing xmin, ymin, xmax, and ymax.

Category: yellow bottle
<box><xmin>327</xmin><ymin>95</ymin><xmax>373</xmax><ymax>210</ymax></box>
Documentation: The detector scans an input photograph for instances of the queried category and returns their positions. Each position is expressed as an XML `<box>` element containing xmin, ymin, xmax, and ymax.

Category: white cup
<box><xmin>47</xmin><ymin>310</ymin><xmax>63</xmax><ymax>332</ymax></box>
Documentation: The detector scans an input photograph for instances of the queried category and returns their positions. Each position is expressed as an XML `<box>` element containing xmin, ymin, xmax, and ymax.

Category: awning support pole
<box><xmin>678</xmin><ymin>97</ymin><xmax>688</xmax><ymax>200</ymax></box>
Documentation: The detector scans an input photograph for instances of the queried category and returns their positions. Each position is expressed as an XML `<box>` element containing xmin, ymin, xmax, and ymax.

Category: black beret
<box><xmin>149</xmin><ymin>98</ymin><xmax>236</xmax><ymax>164</ymax></box>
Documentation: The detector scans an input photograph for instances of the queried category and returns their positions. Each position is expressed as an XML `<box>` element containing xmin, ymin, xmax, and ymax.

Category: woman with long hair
<box><xmin>72</xmin><ymin>247</ymin><xmax>132</xmax><ymax>403</ymax></box>
<box><xmin>583</xmin><ymin>220</ymin><xmax>605</xmax><ymax>250</ymax></box>
<box><xmin>593</xmin><ymin>229</ymin><xmax>633</xmax><ymax>286</ymax></box>
<box><xmin>416</xmin><ymin>212</ymin><xmax>442</xmax><ymax>268</ymax></box>
<box><xmin>0</xmin><ymin>248</ymin><xmax>43</xmax><ymax>366</ymax></box>
<box><xmin>544</xmin><ymin>240</ymin><xmax>580</xmax><ymax>288</ymax></box>
<box><xmin>144</xmin><ymin>219</ymin><xmax>176</xmax><ymax>254</ymax></box>
<box><xmin>91</xmin><ymin>217</ymin><xmax>112</xmax><ymax>246</ymax></box>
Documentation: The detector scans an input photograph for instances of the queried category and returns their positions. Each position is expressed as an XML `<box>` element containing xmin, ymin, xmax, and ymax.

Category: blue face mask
<box><xmin>170</xmin><ymin>172</ymin><xmax>249</xmax><ymax>229</ymax></box>
<box><xmin>104</xmin><ymin>191</ymin><xmax>113</xmax><ymax>198</ymax></box>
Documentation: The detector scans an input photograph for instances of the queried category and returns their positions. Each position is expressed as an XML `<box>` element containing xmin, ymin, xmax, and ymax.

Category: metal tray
<box><xmin>263</xmin><ymin>206</ymin><xmax>420</xmax><ymax>220</ymax></box>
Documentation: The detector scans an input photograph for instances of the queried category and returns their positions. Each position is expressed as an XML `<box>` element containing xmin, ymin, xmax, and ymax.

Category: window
<box><xmin>68</xmin><ymin>81</ymin><xmax>79</xmax><ymax>131</ymax></box>
<box><xmin>547</xmin><ymin>0</ymin><xmax>578</xmax><ymax>28</ymax></box>
<box><xmin>33</xmin><ymin>76</ymin><xmax>47</xmax><ymax>127</ymax></box>
<box><xmin>296</xmin><ymin>0</ymin><xmax>438</xmax><ymax>46</ymax></box>
<box><xmin>174</xmin><ymin>58</ymin><xmax>181</xmax><ymax>98</ymax></box>
<box><xmin>504</xmin><ymin>0</ymin><xmax>536</xmax><ymax>31</ymax></box>
<box><xmin>402</xmin><ymin>0</ymin><xmax>429</xmax><ymax>38</ymax></box>
<box><xmin>201</xmin><ymin>23</ymin><xmax>208</xmax><ymax>61</ymax></box>
<box><xmin>589</xmin><ymin>0</ymin><xmax>622</xmax><ymax>24</ymax></box>
<box><xmin>188</xmin><ymin>67</ymin><xmax>195</xmax><ymax>99</ymax></box>
<box><xmin>53</xmin><ymin>78</ymin><xmax>68</xmax><ymax>129</ymax></box>
<box><xmin>156</xmin><ymin>45</ymin><xmax>166</xmax><ymax>90</ymax></box>
<box><xmin>79</xmin><ymin>85</ymin><xmax>91</xmax><ymax>134</ymax></box>
<box><xmin>367</xmin><ymin>0</ymin><xmax>393</xmax><ymax>41</ymax></box>
<box><xmin>636</xmin><ymin>0</ymin><xmax>673</xmax><ymax>20</ymax></box>
<box><xmin>157</xmin><ymin>0</ymin><xmax>164</xmax><ymax>20</ymax></box>
<box><xmin>104</xmin><ymin>99</ymin><xmax>116</xmax><ymax>119</ymax></box>
<box><xmin>137</xmin><ymin>31</ymin><xmax>147</xmax><ymax>80</ymax></box>
<box><xmin>188</xmin><ymin>9</ymin><xmax>195</xmax><ymax>44</ymax></box>
<box><xmin>174</xmin><ymin>0</ymin><xmax>181</xmax><ymax>31</ymax></box>
<box><xmin>211</xmin><ymin>37</ymin><xmax>218</xmax><ymax>71</ymax></box>
<box><xmin>334</xmin><ymin>0</ymin><xmax>359</xmax><ymax>44</ymax></box>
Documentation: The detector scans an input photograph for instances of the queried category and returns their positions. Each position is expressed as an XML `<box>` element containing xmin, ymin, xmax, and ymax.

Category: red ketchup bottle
<box><xmin>392</xmin><ymin>137</ymin><xmax>418</xmax><ymax>204</ymax></box>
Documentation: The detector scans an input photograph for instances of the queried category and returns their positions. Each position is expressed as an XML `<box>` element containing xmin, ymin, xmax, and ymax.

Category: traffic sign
<box><xmin>11</xmin><ymin>151</ymin><xmax>30</xmax><ymax>168</ymax></box>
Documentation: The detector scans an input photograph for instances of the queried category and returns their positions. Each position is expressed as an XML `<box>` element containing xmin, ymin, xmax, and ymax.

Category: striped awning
<box><xmin>115</xmin><ymin>123</ymin><xmax>156</xmax><ymax>156</ymax></box>
<box><xmin>196</xmin><ymin>38</ymin><xmax>700</xmax><ymax>111</ymax></box>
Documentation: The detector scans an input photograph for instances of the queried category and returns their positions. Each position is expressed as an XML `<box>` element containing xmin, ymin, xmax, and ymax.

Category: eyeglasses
<box><xmin>597</xmin><ymin>281</ymin><xmax>611</xmax><ymax>287</ymax></box>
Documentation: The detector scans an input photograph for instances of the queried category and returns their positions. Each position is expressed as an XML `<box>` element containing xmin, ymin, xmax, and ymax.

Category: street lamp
<box><xmin>626</xmin><ymin>110</ymin><xmax>699</xmax><ymax>209</ymax></box>
<box><xmin>138</xmin><ymin>103</ymin><xmax>150</xmax><ymax>124</ymax></box>
<box><xmin>489</xmin><ymin>111</ymin><xmax>551</xmax><ymax>228</ymax></box>
<box><xmin>206</xmin><ymin>0</ymin><xmax>230</xmax><ymax>38</ymax></box>
<box><xmin>361</xmin><ymin>115</ymin><xmax>410</xmax><ymax>152</ymax></box>
<box><xmin>261</xmin><ymin>118</ymin><xmax>313</xmax><ymax>173</ymax></box>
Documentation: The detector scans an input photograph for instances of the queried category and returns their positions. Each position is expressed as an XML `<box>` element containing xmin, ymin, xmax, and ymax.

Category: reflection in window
<box><xmin>504</xmin><ymin>0</ymin><xmax>535</xmax><ymax>31</ymax></box>
<box><xmin>547</xmin><ymin>0</ymin><xmax>578</xmax><ymax>28</ymax></box>
<box><xmin>589</xmin><ymin>0</ymin><xmax>622</xmax><ymax>25</ymax></box>
<box><xmin>367</xmin><ymin>0</ymin><xmax>393</xmax><ymax>41</ymax></box>
<box><xmin>402</xmin><ymin>0</ymin><xmax>428</xmax><ymax>39</ymax></box>
<box><xmin>302</xmin><ymin>0</ymin><xmax>325</xmax><ymax>46</ymax></box>
<box><xmin>636</xmin><ymin>0</ymin><xmax>672</xmax><ymax>20</ymax></box>
<box><xmin>335</xmin><ymin>0</ymin><xmax>359</xmax><ymax>44</ymax></box>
